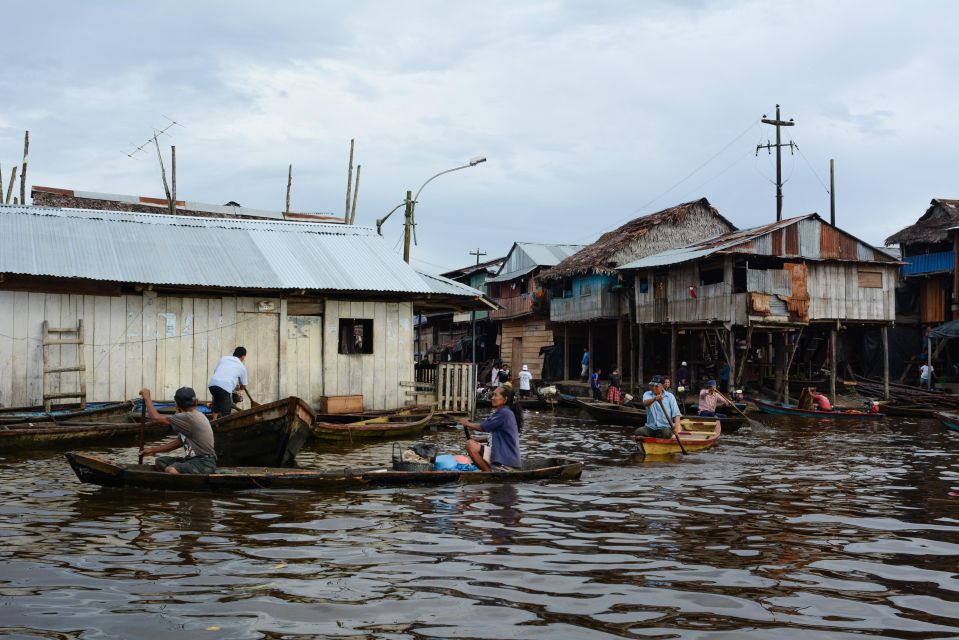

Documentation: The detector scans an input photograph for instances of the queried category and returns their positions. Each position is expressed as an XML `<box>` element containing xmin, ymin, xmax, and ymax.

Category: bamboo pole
<box><xmin>170</xmin><ymin>145</ymin><xmax>177</xmax><ymax>215</ymax></box>
<box><xmin>344</xmin><ymin>138</ymin><xmax>355</xmax><ymax>220</ymax></box>
<box><xmin>19</xmin><ymin>130</ymin><xmax>28</xmax><ymax>205</ymax></box>
<box><xmin>152</xmin><ymin>136</ymin><xmax>174</xmax><ymax>211</ymax></box>
<box><xmin>285</xmin><ymin>164</ymin><xmax>292</xmax><ymax>214</ymax></box>
<box><xmin>5</xmin><ymin>167</ymin><xmax>17</xmax><ymax>204</ymax></box>
<box><xmin>349</xmin><ymin>164</ymin><xmax>361</xmax><ymax>224</ymax></box>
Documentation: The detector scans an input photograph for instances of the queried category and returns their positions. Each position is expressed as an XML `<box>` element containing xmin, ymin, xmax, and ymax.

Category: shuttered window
<box><xmin>858</xmin><ymin>270</ymin><xmax>883</xmax><ymax>288</ymax></box>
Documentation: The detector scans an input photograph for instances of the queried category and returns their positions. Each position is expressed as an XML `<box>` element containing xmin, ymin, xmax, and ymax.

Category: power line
<box><xmin>794</xmin><ymin>142</ymin><xmax>831</xmax><ymax>196</ymax></box>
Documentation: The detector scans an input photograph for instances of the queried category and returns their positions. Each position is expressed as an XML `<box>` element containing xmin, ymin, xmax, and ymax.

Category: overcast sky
<box><xmin>2</xmin><ymin>1</ymin><xmax>956</xmax><ymax>273</ymax></box>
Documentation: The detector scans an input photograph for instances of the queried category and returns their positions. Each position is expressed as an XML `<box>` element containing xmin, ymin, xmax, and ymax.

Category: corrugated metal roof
<box><xmin>487</xmin><ymin>242</ymin><xmax>585</xmax><ymax>283</ymax></box>
<box><xmin>416</xmin><ymin>271</ymin><xmax>484</xmax><ymax>297</ymax></box>
<box><xmin>901</xmin><ymin>250</ymin><xmax>954</xmax><ymax>277</ymax></box>
<box><xmin>0</xmin><ymin>204</ymin><xmax>476</xmax><ymax>296</ymax></box>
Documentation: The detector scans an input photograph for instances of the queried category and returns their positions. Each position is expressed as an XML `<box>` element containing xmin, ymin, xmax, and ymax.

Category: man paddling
<box><xmin>139</xmin><ymin>387</ymin><xmax>216</xmax><ymax>474</ymax></box>
<box><xmin>634</xmin><ymin>375</ymin><xmax>681</xmax><ymax>439</ymax></box>
<box><xmin>697</xmin><ymin>379</ymin><xmax>732</xmax><ymax>418</ymax></box>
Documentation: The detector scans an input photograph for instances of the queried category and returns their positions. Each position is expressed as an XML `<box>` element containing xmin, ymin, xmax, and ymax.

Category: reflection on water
<box><xmin>1</xmin><ymin>410</ymin><xmax>958</xmax><ymax>638</ymax></box>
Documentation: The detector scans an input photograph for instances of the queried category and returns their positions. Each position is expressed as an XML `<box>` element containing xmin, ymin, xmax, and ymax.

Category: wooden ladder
<box><xmin>42</xmin><ymin>320</ymin><xmax>87</xmax><ymax>411</ymax></box>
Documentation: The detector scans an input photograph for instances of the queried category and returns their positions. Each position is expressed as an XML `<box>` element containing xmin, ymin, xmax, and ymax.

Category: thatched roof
<box><xmin>885</xmin><ymin>199</ymin><xmax>959</xmax><ymax>247</ymax></box>
<box><xmin>538</xmin><ymin>198</ymin><xmax>736</xmax><ymax>281</ymax></box>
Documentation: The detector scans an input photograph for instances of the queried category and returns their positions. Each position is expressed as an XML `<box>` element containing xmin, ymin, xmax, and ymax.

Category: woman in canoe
<box><xmin>457</xmin><ymin>385</ymin><xmax>523</xmax><ymax>472</ymax></box>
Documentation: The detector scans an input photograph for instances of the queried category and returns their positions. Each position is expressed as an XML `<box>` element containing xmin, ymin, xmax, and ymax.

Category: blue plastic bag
<box><xmin>433</xmin><ymin>454</ymin><xmax>458</xmax><ymax>471</ymax></box>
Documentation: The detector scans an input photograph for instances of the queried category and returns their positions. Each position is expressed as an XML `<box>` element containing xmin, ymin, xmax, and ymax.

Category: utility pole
<box><xmin>468</xmin><ymin>247</ymin><xmax>487</xmax><ymax>365</ymax></box>
<box><xmin>756</xmin><ymin>104</ymin><xmax>796</xmax><ymax>221</ymax></box>
<box><xmin>469</xmin><ymin>248</ymin><xmax>486</xmax><ymax>266</ymax></box>
<box><xmin>829</xmin><ymin>159</ymin><xmax>836</xmax><ymax>226</ymax></box>
<box><xmin>402</xmin><ymin>190</ymin><xmax>413</xmax><ymax>263</ymax></box>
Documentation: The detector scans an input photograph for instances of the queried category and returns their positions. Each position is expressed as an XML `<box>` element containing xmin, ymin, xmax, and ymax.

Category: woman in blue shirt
<box><xmin>457</xmin><ymin>385</ymin><xmax>523</xmax><ymax>471</ymax></box>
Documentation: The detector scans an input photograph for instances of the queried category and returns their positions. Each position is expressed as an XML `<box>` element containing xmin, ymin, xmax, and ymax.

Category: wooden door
<box><xmin>236</xmin><ymin>312</ymin><xmax>280</xmax><ymax>403</ymax></box>
<box><xmin>511</xmin><ymin>337</ymin><xmax>522</xmax><ymax>372</ymax></box>
<box><xmin>286</xmin><ymin>315</ymin><xmax>323</xmax><ymax>408</ymax></box>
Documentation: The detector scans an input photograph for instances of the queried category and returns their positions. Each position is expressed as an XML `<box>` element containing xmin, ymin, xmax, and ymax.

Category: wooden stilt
<box><xmin>882</xmin><ymin>325</ymin><xmax>890</xmax><ymax>400</ymax></box>
<box><xmin>830</xmin><ymin>326</ymin><xmax>838</xmax><ymax>404</ymax></box>
<box><xmin>638</xmin><ymin>326</ymin><xmax>645</xmax><ymax>390</ymax></box>
<box><xmin>727</xmin><ymin>326</ymin><xmax>736</xmax><ymax>394</ymax></box>
<box><xmin>616</xmin><ymin>316</ymin><xmax>623</xmax><ymax>374</ymax></box>
<box><xmin>563</xmin><ymin>324</ymin><xmax>569</xmax><ymax>381</ymax></box>
<box><xmin>670</xmin><ymin>324</ymin><xmax>677</xmax><ymax>388</ymax></box>
<box><xmin>588</xmin><ymin>323</ymin><xmax>593</xmax><ymax>382</ymax></box>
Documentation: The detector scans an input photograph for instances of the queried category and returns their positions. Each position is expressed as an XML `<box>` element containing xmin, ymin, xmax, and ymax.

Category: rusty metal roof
<box><xmin>0</xmin><ymin>204</ymin><xmax>482</xmax><ymax>297</ymax></box>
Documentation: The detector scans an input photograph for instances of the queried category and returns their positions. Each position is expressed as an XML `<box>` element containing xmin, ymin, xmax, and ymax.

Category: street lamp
<box><xmin>375</xmin><ymin>156</ymin><xmax>487</xmax><ymax>263</ymax></box>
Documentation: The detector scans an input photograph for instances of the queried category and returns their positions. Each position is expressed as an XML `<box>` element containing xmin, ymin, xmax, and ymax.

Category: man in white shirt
<box><xmin>920</xmin><ymin>362</ymin><xmax>935</xmax><ymax>389</ymax></box>
<box><xmin>208</xmin><ymin>346</ymin><xmax>250</xmax><ymax>418</ymax></box>
<box><xmin>518</xmin><ymin>364</ymin><xmax>533</xmax><ymax>398</ymax></box>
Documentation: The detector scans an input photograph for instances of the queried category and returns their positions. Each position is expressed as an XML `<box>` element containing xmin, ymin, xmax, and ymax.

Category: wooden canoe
<box><xmin>753</xmin><ymin>398</ymin><xmax>885</xmax><ymax>419</ymax></box>
<box><xmin>0</xmin><ymin>419</ymin><xmax>169</xmax><ymax>450</ymax></box>
<box><xmin>211</xmin><ymin>396</ymin><xmax>314</xmax><ymax>466</ymax></box>
<box><xmin>934</xmin><ymin>411</ymin><xmax>959</xmax><ymax>432</ymax></box>
<box><xmin>312</xmin><ymin>406</ymin><xmax>435</xmax><ymax>441</ymax></box>
<box><xmin>576</xmin><ymin>398</ymin><xmax>648</xmax><ymax>426</ymax></box>
<box><xmin>64</xmin><ymin>451</ymin><xmax>584</xmax><ymax>491</ymax></box>
<box><xmin>0</xmin><ymin>401</ymin><xmax>134</xmax><ymax>425</ymax></box>
<box><xmin>879</xmin><ymin>404</ymin><xmax>936</xmax><ymax>418</ymax></box>
<box><xmin>635</xmin><ymin>419</ymin><xmax>721</xmax><ymax>456</ymax></box>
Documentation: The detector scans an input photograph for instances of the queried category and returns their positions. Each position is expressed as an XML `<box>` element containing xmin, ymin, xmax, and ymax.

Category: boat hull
<box><xmin>636</xmin><ymin>420</ymin><xmax>721</xmax><ymax>455</ymax></box>
<box><xmin>65</xmin><ymin>452</ymin><xmax>583</xmax><ymax>491</ymax></box>
<box><xmin>0</xmin><ymin>401</ymin><xmax>134</xmax><ymax>425</ymax></box>
<box><xmin>0</xmin><ymin>420</ymin><xmax>168</xmax><ymax>450</ymax></box>
<box><xmin>753</xmin><ymin>399</ymin><xmax>884</xmax><ymax>419</ymax></box>
<box><xmin>312</xmin><ymin>407</ymin><xmax>435</xmax><ymax>441</ymax></box>
<box><xmin>935</xmin><ymin>411</ymin><xmax>959</xmax><ymax>432</ymax></box>
<box><xmin>212</xmin><ymin>396</ymin><xmax>314</xmax><ymax>466</ymax></box>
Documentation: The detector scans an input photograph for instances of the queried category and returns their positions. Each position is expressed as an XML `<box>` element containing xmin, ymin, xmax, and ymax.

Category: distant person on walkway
<box><xmin>635</xmin><ymin>375</ymin><xmax>681</xmax><ymax>438</ymax></box>
<box><xmin>457</xmin><ymin>385</ymin><xmax>523</xmax><ymax>472</ymax></box>
<box><xmin>590</xmin><ymin>367</ymin><xmax>603</xmax><ymax>400</ymax></box>
<box><xmin>607</xmin><ymin>366</ymin><xmax>622</xmax><ymax>404</ymax></box>
<box><xmin>518</xmin><ymin>364</ymin><xmax>533</xmax><ymax>399</ymax></box>
<box><xmin>677</xmin><ymin>361</ymin><xmax>690</xmax><ymax>388</ymax></box>
<box><xmin>139</xmin><ymin>386</ymin><xmax>216</xmax><ymax>474</ymax></box>
<box><xmin>581</xmin><ymin>349</ymin><xmax>590</xmax><ymax>382</ymax></box>
<box><xmin>208</xmin><ymin>346</ymin><xmax>249</xmax><ymax>419</ymax></box>
<box><xmin>697</xmin><ymin>380</ymin><xmax>731</xmax><ymax>418</ymax></box>
<box><xmin>920</xmin><ymin>362</ymin><xmax>935</xmax><ymax>389</ymax></box>
<box><xmin>491</xmin><ymin>359</ymin><xmax>501</xmax><ymax>386</ymax></box>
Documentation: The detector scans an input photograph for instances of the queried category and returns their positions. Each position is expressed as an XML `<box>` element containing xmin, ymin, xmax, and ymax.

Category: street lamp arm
<box><xmin>413</xmin><ymin>164</ymin><xmax>472</xmax><ymax>204</ymax></box>
<box><xmin>376</xmin><ymin>201</ymin><xmax>407</xmax><ymax>236</ymax></box>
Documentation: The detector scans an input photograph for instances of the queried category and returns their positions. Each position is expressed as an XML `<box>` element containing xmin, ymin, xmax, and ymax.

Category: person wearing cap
<box><xmin>635</xmin><ymin>375</ymin><xmax>681</xmax><ymax>437</ymax></box>
<box><xmin>138</xmin><ymin>386</ymin><xmax>217</xmax><ymax>474</ymax></box>
<box><xmin>698</xmin><ymin>379</ymin><xmax>732</xmax><ymax>418</ymax></box>
<box><xmin>208</xmin><ymin>346</ymin><xmax>250</xmax><ymax>419</ymax></box>
<box><xmin>677</xmin><ymin>361</ymin><xmax>690</xmax><ymax>388</ymax></box>
<box><xmin>518</xmin><ymin>364</ymin><xmax>533</xmax><ymax>399</ymax></box>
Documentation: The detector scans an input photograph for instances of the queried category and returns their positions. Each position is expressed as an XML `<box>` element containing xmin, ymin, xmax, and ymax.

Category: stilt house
<box><xmin>0</xmin><ymin>204</ymin><xmax>486</xmax><ymax>411</ymax></box>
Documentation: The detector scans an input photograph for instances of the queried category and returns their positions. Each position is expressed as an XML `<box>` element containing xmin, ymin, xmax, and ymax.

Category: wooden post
<box><xmin>152</xmin><ymin>136</ymin><xmax>174</xmax><ymax>211</ymax></box>
<box><xmin>830</xmin><ymin>326</ymin><xmax>838</xmax><ymax>405</ymax></box>
<box><xmin>19</xmin><ymin>130</ymin><xmax>28</xmax><ymax>205</ymax></box>
<box><xmin>638</xmin><ymin>326</ymin><xmax>645</xmax><ymax>390</ymax></box>
<box><xmin>5</xmin><ymin>166</ymin><xmax>17</xmax><ymax>204</ymax></box>
<box><xmin>345</xmin><ymin>138</ymin><xmax>355</xmax><ymax>220</ymax></box>
<box><xmin>350</xmin><ymin>165</ymin><xmax>362</xmax><ymax>224</ymax></box>
<box><xmin>927</xmin><ymin>334</ymin><xmax>933</xmax><ymax>390</ymax></box>
<box><xmin>616</xmin><ymin>316</ymin><xmax>623</xmax><ymax>374</ymax></box>
<box><xmin>402</xmin><ymin>190</ymin><xmax>413</xmax><ymax>263</ymax></box>
<box><xmin>588</xmin><ymin>322</ymin><xmax>594</xmax><ymax>380</ymax></box>
<box><xmin>285</xmin><ymin>164</ymin><xmax>292</xmax><ymax>214</ymax></box>
<box><xmin>882</xmin><ymin>325</ymin><xmax>890</xmax><ymax>400</ymax></box>
<box><xmin>727</xmin><ymin>327</ymin><xmax>736</xmax><ymax>394</ymax></box>
<box><xmin>563</xmin><ymin>324</ymin><xmax>569</xmax><ymax>381</ymax></box>
<box><xmin>735</xmin><ymin>325</ymin><xmax>753</xmax><ymax>388</ymax></box>
<box><xmin>670</xmin><ymin>324</ymin><xmax>677</xmax><ymax>389</ymax></box>
<box><xmin>170</xmin><ymin>145</ymin><xmax>177</xmax><ymax>216</ymax></box>
<box><xmin>774</xmin><ymin>332</ymin><xmax>785</xmax><ymax>399</ymax></box>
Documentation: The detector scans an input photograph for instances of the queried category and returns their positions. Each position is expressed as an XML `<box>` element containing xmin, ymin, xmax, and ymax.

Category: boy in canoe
<box><xmin>139</xmin><ymin>387</ymin><xmax>217</xmax><ymax>474</ymax></box>
<box><xmin>635</xmin><ymin>375</ymin><xmax>682</xmax><ymax>438</ymax></box>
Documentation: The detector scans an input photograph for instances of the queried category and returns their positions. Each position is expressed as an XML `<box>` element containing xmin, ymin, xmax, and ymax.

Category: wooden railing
<box><xmin>490</xmin><ymin>294</ymin><xmax>534</xmax><ymax>319</ymax></box>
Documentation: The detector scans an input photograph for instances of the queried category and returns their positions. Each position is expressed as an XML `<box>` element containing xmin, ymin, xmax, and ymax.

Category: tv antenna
<box><xmin>126</xmin><ymin>116</ymin><xmax>184</xmax><ymax>159</ymax></box>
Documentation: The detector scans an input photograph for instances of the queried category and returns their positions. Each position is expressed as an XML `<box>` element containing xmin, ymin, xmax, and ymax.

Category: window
<box><xmin>338</xmin><ymin>318</ymin><xmax>374</xmax><ymax>354</ymax></box>
<box><xmin>699</xmin><ymin>259</ymin><xmax>725</xmax><ymax>286</ymax></box>
<box><xmin>580</xmin><ymin>282</ymin><xmax>592</xmax><ymax>297</ymax></box>
<box><xmin>638</xmin><ymin>276</ymin><xmax>649</xmax><ymax>293</ymax></box>
<box><xmin>858</xmin><ymin>270</ymin><xmax>883</xmax><ymax>288</ymax></box>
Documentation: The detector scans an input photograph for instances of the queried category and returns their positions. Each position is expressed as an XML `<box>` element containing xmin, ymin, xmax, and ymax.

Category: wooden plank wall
<box><xmin>807</xmin><ymin>263</ymin><xmax>896</xmax><ymax>321</ymax></box>
<box><xmin>286</xmin><ymin>315</ymin><xmax>324</xmax><ymax>408</ymax></box>
<box><xmin>322</xmin><ymin>299</ymin><xmax>413</xmax><ymax>410</ymax></box>
<box><xmin>500</xmin><ymin>318</ymin><xmax>554</xmax><ymax>378</ymax></box>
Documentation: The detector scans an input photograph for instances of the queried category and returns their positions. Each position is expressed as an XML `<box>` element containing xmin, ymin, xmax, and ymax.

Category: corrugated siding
<box><xmin>0</xmin><ymin>205</ymin><xmax>442</xmax><ymax>294</ymax></box>
<box><xmin>490</xmin><ymin>243</ymin><xmax>583</xmax><ymax>282</ymax></box>
<box><xmin>798</xmin><ymin>218</ymin><xmax>821</xmax><ymax>258</ymax></box>
<box><xmin>902</xmin><ymin>251</ymin><xmax>954</xmax><ymax>276</ymax></box>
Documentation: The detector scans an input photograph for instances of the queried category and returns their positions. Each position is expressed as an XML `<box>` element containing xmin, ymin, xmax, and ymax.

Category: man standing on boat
<box><xmin>139</xmin><ymin>386</ymin><xmax>217</xmax><ymax>474</ymax></box>
<box><xmin>635</xmin><ymin>375</ymin><xmax>681</xmax><ymax>438</ymax></box>
<box><xmin>697</xmin><ymin>380</ymin><xmax>732</xmax><ymax>418</ymax></box>
<box><xmin>518</xmin><ymin>364</ymin><xmax>533</xmax><ymax>399</ymax></box>
<box><xmin>208</xmin><ymin>346</ymin><xmax>250</xmax><ymax>419</ymax></box>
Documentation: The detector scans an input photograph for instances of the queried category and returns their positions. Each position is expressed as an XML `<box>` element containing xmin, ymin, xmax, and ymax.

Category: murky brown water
<box><xmin>1</xmin><ymin>410</ymin><xmax>958</xmax><ymax>639</ymax></box>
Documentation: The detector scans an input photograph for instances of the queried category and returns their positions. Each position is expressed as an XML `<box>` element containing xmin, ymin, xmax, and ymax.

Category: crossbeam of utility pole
<box><xmin>756</xmin><ymin>104</ymin><xmax>796</xmax><ymax>222</ymax></box>
<box><xmin>469</xmin><ymin>248</ymin><xmax>487</xmax><ymax>265</ymax></box>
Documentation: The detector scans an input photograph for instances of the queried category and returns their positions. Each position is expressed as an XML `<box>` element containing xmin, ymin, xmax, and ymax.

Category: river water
<box><xmin>1</xmin><ymin>409</ymin><xmax>958</xmax><ymax>639</ymax></box>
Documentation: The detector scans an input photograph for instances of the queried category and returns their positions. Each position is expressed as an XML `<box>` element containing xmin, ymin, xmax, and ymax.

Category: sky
<box><xmin>1</xmin><ymin>1</ymin><xmax>956</xmax><ymax>274</ymax></box>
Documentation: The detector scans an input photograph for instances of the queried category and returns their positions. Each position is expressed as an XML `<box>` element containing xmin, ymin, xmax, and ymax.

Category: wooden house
<box><xmin>619</xmin><ymin>214</ymin><xmax>900</xmax><ymax>400</ymax></box>
<box><xmin>485</xmin><ymin>242</ymin><xmax>583</xmax><ymax>379</ymax></box>
<box><xmin>0</xmin><ymin>204</ymin><xmax>486</xmax><ymax>411</ymax></box>
<box><xmin>885</xmin><ymin>198</ymin><xmax>959</xmax><ymax>325</ymax></box>
<box><xmin>537</xmin><ymin>198</ymin><xmax>735</xmax><ymax>383</ymax></box>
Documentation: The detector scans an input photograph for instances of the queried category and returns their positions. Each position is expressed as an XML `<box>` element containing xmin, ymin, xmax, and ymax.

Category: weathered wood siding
<box><xmin>321</xmin><ymin>300</ymin><xmax>413</xmax><ymax>410</ymax></box>
<box><xmin>500</xmin><ymin>319</ymin><xmax>554</xmax><ymax>378</ymax></box>
<box><xmin>550</xmin><ymin>274</ymin><xmax>623</xmax><ymax>322</ymax></box>
<box><xmin>634</xmin><ymin>262</ymin><xmax>746</xmax><ymax>325</ymax></box>
<box><xmin>0</xmin><ymin>292</ymin><xmax>414</xmax><ymax>410</ymax></box>
<box><xmin>806</xmin><ymin>263</ymin><xmax>896</xmax><ymax>321</ymax></box>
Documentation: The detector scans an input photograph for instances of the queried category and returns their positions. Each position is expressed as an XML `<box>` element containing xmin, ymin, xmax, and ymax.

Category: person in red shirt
<box><xmin>809</xmin><ymin>388</ymin><xmax>832</xmax><ymax>411</ymax></box>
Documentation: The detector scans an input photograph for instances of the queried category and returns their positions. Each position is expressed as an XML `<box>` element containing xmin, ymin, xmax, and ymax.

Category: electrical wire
<box><xmin>794</xmin><ymin>142</ymin><xmax>831</xmax><ymax>195</ymax></box>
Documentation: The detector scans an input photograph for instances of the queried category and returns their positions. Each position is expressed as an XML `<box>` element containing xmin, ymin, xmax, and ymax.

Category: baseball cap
<box><xmin>174</xmin><ymin>386</ymin><xmax>198</xmax><ymax>408</ymax></box>
<box><xmin>649</xmin><ymin>375</ymin><xmax>665</xmax><ymax>386</ymax></box>
<box><xmin>707</xmin><ymin>380</ymin><xmax>717</xmax><ymax>388</ymax></box>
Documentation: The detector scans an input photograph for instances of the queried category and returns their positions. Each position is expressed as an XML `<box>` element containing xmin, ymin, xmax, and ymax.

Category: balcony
<box><xmin>490</xmin><ymin>294</ymin><xmax>534</xmax><ymax>320</ymax></box>
<box><xmin>550</xmin><ymin>287</ymin><xmax>622</xmax><ymax>322</ymax></box>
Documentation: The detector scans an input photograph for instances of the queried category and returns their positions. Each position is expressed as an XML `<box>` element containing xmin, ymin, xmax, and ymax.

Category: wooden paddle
<box><xmin>243</xmin><ymin>387</ymin><xmax>261</xmax><ymax>408</ymax></box>
<box><xmin>717</xmin><ymin>390</ymin><xmax>764</xmax><ymax>429</ymax></box>
<box><xmin>137</xmin><ymin>398</ymin><xmax>146</xmax><ymax>464</ymax></box>
<box><xmin>654</xmin><ymin>396</ymin><xmax>688</xmax><ymax>455</ymax></box>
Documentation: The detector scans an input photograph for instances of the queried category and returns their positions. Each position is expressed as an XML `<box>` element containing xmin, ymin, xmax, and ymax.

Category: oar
<box><xmin>137</xmin><ymin>399</ymin><xmax>146</xmax><ymax>464</ymax></box>
<box><xmin>243</xmin><ymin>387</ymin><xmax>261</xmax><ymax>408</ymax></box>
<box><xmin>717</xmin><ymin>390</ymin><xmax>764</xmax><ymax>430</ymax></box>
<box><xmin>654</xmin><ymin>396</ymin><xmax>688</xmax><ymax>455</ymax></box>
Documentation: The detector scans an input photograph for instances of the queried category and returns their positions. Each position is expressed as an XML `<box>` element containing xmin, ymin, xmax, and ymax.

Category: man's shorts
<box><xmin>633</xmin><ymin>425</ymin><xmax>674</xmax><ymax>438</ymax></box>
<box><xmin>155</xmin><ymin>454</ymin><xmax>217</xmax><ymax>474</ymax></box>
<box><xmin>209</xmin><ymin>386</ymin><xmax>233</xmax><ymax>416</ymax></box>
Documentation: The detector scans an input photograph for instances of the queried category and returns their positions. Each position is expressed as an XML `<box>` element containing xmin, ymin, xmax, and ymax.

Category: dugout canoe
<box><xmin>934</xmin><ymin>411</ymin><xmax>959</xmax><ymax>432</ymax></box>
<box><xmin>0</xmin><ymin>401</ymin><xmax>134</xmax><ymax>425</ymax></box>
<box><xmin>312</xmin><ymin>406</ymin><xmax>435</xmax><ymax>441</ymax></box>
<box><xmin>634</xmin><ymin>418</ymin><xmax>721</xmax><ymax>456</ymax></box>
<box><xmin>576</xmin><ymin>398</ymin><xmax>648</xmax><ymax>427</ymax></box>
<box><xmin>753</xmin><ymin>398</ymin><xmax>884</xmax><ymax>419</ymax></box>
<box><xmin>212</xmin><ymin>396</ymin><xmax>314</xmax><ymax>466</ymax></box>
<box><xmin>64</xmin><ymin>451</ymin><xmax>584</xmax><ymax>491</ymax></box>
<box><xmin>0</xmin><ymin>419</ymin><xmax>169</xmax><ymax>450</ymax></box>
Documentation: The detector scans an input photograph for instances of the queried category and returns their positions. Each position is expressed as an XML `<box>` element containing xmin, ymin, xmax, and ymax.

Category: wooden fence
<box><xmin>435</xmin><ymin>363</ymin><xmax>475</xmax><ymax>413</ymax></box>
